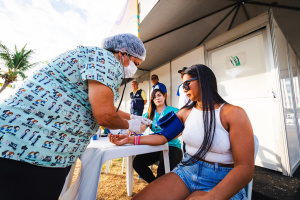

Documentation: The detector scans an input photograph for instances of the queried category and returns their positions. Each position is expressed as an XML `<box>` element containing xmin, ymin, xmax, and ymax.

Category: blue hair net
<box><xmin>101</xmin><ymin>33</ymin><xmax>146</xmax><ymax>61</ymax></box>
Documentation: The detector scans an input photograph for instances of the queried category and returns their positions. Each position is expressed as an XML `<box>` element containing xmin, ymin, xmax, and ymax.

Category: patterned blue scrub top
<box><xmin>0</xmin><ymin>46</ymin><xmax>123</xmax><ymax>168</ymax></box>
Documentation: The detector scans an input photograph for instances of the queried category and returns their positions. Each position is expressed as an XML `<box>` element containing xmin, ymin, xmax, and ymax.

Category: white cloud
<box><xmin>0</xmin><ymin>0</ymin><xmax>126</xmax><ymax>64</ymax></box>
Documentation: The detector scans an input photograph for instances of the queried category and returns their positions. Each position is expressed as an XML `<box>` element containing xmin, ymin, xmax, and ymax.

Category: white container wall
<box><xmin>150</xmin><ymin>63</ymin><xmax>171</xmax><ymax>106</ymax></box>
<box><xmin>170</xmin><ymin>46</ymin><xmax>205</xmax><ymax>108</ymax></box>
<box><xmin>208</xmin><ymin>30</ymin><xmax>282</xmax><ymax>171</ymax></box>
<box><xmin>288</xmin><ymin>44</ymin><xmax>300</xmax><ymax>173</ymax></box>
<box><xmin>274</xmin><ymin>20</ymin><xmax>300</xmax><ymax>174</ymax></box>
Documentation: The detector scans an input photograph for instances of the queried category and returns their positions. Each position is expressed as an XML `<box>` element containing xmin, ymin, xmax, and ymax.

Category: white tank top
<box><xmin>183</xmin><ymin>103</ymin><xmax>233</xmax><ymax>164</ymax></box>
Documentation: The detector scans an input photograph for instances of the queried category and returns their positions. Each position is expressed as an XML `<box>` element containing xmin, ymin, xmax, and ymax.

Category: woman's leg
<box><xmin>0</xmin><ymin>158</ymin><xmax>71</xmax><ymax>200</ymax></box>
<box><xmin>133</xmin><ymin>151</ymin><xmax>160</xmax><ymax>183</ymax></box>
<box><xmin>132</xmin><ymin>172</ymin><xmax>190</xmax><ymax>200</ymax></box>
<box><xmin>185</xmin><ymin>187</ymin><xmax>247</xmax><ymax>200</ymax></box>
<box><xmin>157</xmin><ymin>146</ymin><xmax>183</xmax><ymax>178</ymax></box>
<box><xmin>185</xmin><ymin>191</ymin><xmax>208</xmax><ymax>200</ymax></box>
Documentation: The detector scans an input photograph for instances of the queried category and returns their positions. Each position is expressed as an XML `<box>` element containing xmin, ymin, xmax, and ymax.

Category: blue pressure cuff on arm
<box><xmin>151</xmin><ymin>111</ymin><xmax>184</xmax><ymax>142</ymax></box>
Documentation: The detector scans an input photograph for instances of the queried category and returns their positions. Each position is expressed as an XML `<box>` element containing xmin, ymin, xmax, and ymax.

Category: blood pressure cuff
<box><xmin>152</xmin><ymin>111</ymin><xmax>184</xmax><ymax>142</ymax></box>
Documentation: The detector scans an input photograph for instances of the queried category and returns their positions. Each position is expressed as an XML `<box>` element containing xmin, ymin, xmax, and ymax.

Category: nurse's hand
<box><xmin>126</xmin><ymin>130</ymin><xmax>135</xmax><ymax>136</ymax></box>
<box><xmin>109</xmin><ymin>133</ymin><xmax>129</xmax><ymax>146</ymax></box>
<box><xmin>127</xmin><ymin>119</ymin><xmax>143</xmax><ymax>133</ymax></box>
<box><xmin>130</xmin><ymin>115</ymin><xmax>152</xmax><ymax>125</ymax></box>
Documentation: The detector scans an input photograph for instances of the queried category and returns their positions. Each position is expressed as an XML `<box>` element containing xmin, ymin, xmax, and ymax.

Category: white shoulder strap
<box><xmin>219</xmin><ymin>103</ymin><xmax>226</xmax><ymax>109</ymax></box>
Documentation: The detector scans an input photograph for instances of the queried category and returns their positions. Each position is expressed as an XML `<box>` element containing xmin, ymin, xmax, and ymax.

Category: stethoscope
<box><xmin>116</xmin><ymin>54</ymin><xmax>127</xmax><ymax>112</ymax></box>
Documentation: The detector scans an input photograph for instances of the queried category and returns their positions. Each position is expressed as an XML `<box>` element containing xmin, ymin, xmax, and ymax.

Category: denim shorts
<box><xmin>172</xmin><ymin>153</ymin><xmax>247</xmax><ymax>200</ymax></box>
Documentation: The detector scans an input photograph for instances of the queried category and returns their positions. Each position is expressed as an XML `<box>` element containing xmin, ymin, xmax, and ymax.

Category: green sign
<box><xmin>229</xmin><ymin>56</ymin><xmax>241</xmax><ymax>67</ymax></box>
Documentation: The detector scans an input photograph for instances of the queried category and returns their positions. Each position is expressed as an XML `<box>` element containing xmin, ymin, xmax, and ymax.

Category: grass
<box><xmin>71</xmin><ymin>158</ymin><xmax>157</xmax><ymax>200</ymax></box>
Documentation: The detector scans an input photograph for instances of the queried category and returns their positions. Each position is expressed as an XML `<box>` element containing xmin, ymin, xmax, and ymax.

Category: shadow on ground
<box><xmin>252</xmin><ymin>166</ymin><xmax>300</xmax><ymax>200</ymax></box>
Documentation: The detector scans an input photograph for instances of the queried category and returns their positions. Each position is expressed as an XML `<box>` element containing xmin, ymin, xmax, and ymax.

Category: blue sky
<box><xmin>0</xmin><ymin>0</ymin><xmax>126</xmax><ymax>63</ymax></box>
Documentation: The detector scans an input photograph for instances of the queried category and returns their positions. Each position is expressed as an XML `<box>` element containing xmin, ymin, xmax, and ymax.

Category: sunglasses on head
<box><xmin>182</xmin><ymin>77</ymin><xmax>198</xmax><ymax>91</ymax></box>
<box><xmin>151</xmin><ymin>77</ymin><xmax>157</xmax><ymax>80</ymax></box>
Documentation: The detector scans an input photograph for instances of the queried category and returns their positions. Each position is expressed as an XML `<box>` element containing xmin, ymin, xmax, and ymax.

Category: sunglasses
<box><xmin>182</xmin><ymin>77</ymin><xmax>198</xmax><ymax>91</ymax></box>
<box><xmin>151</xmin><ymin>77</ymin><xmax>158</xmax><ymax>80</ymax></box>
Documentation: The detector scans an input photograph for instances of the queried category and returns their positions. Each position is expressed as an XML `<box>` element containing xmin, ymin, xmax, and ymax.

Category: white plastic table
<box><xmin>60</xmin><ymin>137</ymin><xmax>170</xmax><ymax>200</ymax></box>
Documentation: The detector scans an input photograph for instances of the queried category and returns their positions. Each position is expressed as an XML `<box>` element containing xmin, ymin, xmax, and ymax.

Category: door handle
<box><xmin>272</xmin><ymin>91</ymin><xmax>277</xmax><ymax>98</ymax></box>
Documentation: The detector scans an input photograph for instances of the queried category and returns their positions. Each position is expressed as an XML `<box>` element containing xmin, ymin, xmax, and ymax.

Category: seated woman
<box><xmin>109</xmin><ymin>64</ymin><xmax>254</xmax><ymax>200</ymax></box>
<box><xmin>128</xmin><ymin>89</ymin><xmax>183</xmax><ymax>183</ymax></box>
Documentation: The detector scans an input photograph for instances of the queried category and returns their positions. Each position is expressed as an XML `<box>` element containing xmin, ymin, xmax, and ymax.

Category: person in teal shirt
<box><xmin>127</xmin><ymin>89</ymin><xmax>183</xmax><ymax>183</ymax></box>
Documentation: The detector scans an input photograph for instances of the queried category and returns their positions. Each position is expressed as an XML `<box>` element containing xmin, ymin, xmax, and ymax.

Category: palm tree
<box><xmin>0</xmin><ymin>43</ymin><xmax>39</xmax><ymax>93</ymax></box>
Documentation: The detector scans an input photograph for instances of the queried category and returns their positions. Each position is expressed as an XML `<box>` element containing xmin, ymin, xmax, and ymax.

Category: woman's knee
<box><xmin>133</xmin><ymin>157</ymin><xmax>147</xmax><ymax>171</ymax></box>
<box><xmin>133</xmin><ymin>158</ymin><xmax>140</xmax><ymax>170</ymax></box>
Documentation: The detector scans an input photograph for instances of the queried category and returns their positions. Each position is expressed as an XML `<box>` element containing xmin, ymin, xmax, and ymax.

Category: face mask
<box><xmin>124</xmin><ymin>61</ymin><xmax>137</xmax><ymax>78</ymax></box>
<box><xmin>116</xmin><ymin>59</ymin><xmax>137</xmax><ymax>112</ymax></box>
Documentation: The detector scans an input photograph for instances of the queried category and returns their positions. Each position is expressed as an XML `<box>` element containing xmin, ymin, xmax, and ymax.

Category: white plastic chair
<box><xmin>178</xmin><ymin>135</ymin><xmax>184</xmax><ymax>154</ymax></box>
<box><xmin>104</xmin><ymin>129</ymin><xmax>126</xmax><ymax>174</ymax></box>
<box><xmin>245</xmin><ymin>135</ymin><xmax>259</xmax><ymax>199</ymax></box>
<box><xmin>105</xmin><ymin>158</ymin><xmax>125</xmax><ymax>174</ymax></box>
<box><xmin>105</xmin><ymin>160</ymin><xmax>112</xmax><ymax>174</ymax></box>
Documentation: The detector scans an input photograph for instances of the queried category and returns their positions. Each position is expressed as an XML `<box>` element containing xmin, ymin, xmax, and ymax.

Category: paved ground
<box><xmin>252</xmin><ymin>166</ymin><xmax>300</xmax><ymax>200</ymax></box>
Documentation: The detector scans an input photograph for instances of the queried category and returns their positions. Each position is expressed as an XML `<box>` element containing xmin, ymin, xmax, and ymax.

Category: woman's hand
<box><xmin>186</xmin><ymin>195</ymin><xmax>214</xmax><ymax>200</ymax></box>
<box><xmin>108</xmin><ymin>133</ymin><xmax>130</xmax><ymax>146</ymax></box>
<box><xmin>185</xmin><ymin>191</ymin><xmax>214</xmax><ymax>200</ymax></box>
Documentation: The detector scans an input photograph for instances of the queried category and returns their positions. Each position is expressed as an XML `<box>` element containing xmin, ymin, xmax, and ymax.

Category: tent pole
<box><xmin>241</xmin><ymin>3</ymin><xmax>250</xmax><ymax>20</ymax></box>
<box><xmin>228</xmin><ymin>3</ymin><xmax>241</xmax><ymax>30</ymax></box>
<box><xmin>196</xmin><ymin>5</ymin><xmax>238</xmax><ymax>46</ymax></box>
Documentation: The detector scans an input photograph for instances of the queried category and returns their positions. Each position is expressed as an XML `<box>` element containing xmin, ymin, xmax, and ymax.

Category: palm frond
<box><xmin>0</xmin><ymin>43</ymin><xmax>13</xmax><ymax>68</ymax></box>
<box><xmin>21</xmin><ymin>61</ymin><xmax>40</xmax><ymax>70</ymax></box>
<box><xmin>13</xmin><ymin>44</ymin><xmax>34</xmax><ymax>70</ymax></box>
<box><xmin>9</xmin><ymin>71</ymin><xmax>27</xmax><ymax>80</ymax></box>
<box><xmin>17</xmin><ymin>71</ymin><xmax>27</xmax><ymax>79</ymax></box>
<box><xmin>0</xmin><ymin>43</ymin><xmax>37</xmax><ymax>88</ymax></box>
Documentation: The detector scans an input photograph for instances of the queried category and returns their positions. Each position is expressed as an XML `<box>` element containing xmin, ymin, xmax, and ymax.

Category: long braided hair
<box><xmin>181</xmin><ymin>64</ymin><xmax>227</xmax><ymax>165</ymax></box>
